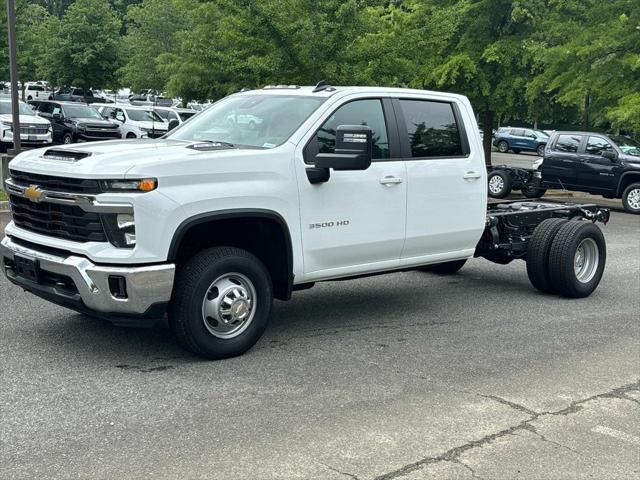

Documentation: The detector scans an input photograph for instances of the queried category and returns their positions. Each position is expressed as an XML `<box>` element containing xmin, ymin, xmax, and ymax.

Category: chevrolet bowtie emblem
<box><xmin>24</xmin><ymin>184</ymin><xmax>45</xmax><ymax>203</ymax></box>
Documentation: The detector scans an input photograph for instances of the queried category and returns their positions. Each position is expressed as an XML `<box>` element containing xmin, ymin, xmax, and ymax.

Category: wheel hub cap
<box><xmin>574</xmin><ymin>238</ymin><xmax>599</xmax><ymax>283</ymax></box>
<box><xmin>489</xmin><ymin>176</ymin><xmax>504</xmax><ymax>193</ymax></box>
<box><xmin>202</xmin><ymin>273</ymin><xmax>256</xmax><ymax>338</ymax></box>
<box><xmin>628</xmin><ymin>188</ymin><xmax>640</xmax><ymax>210</ymax></box>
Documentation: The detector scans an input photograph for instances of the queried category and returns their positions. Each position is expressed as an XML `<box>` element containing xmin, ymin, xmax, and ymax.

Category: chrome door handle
<box><xmin>463</xmin><ymin>171</ymin><xmax>482</xmax><ymax>180</ymax></box>
<box><xmin>379</xmin><ymin>176</ymin><xmax>403</xmax><ymax>185</ymax></box>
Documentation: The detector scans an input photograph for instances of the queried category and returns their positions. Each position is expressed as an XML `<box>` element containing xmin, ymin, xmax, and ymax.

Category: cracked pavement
<box><xmin>1</xmin><ymin>211</ymin><xmax>639</xmax><ymax>479</ymax></box>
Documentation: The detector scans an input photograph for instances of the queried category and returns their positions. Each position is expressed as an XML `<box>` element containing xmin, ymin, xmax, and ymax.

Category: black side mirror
<box><xmin>315</xmin><ymin>125</ymin><xmax>373</xmax><ymax>171</ymax></box>
<box><xmin>52</xmin><ymin>113</ymin><xmax>61</xmax><ymax>120</ymax></box>
<box><xmin>601</xmin><ymin>150</ymin><xmax>617</xmax><ymax>161</ymax></box>
<box><xmin>167</xmin><ymin>119</ymin><xmax>180</xmax><ymax>131</ymax></box>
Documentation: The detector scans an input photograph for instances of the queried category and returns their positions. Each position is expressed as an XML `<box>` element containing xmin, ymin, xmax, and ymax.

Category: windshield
<box><xmin>611</xmin><ymin>136</ymin><xmax>640</xmax><ymax>157</ymax></box>
<box><xmin>62</xmin><ymin>104</ymin><xmax>102</xmax><ymax>119</ymax></box>
<box><xmin>0</xmin><ymin>102</ymin><xmax>34</xmax><ymax>115</ymax></box>
<box><xmin>126</xmin><ymin>109</ymin><xmax>163</xmax><ymax>122</ymax></box>
<box><xmin>533</xmin><ymin>130</ymin><xmax>549</xmax><ymax>138</ymax></box>
<box><xmin>169</xmin><ymin>94</ymin><xmax>325</xmax><ymax>148</ymax></box>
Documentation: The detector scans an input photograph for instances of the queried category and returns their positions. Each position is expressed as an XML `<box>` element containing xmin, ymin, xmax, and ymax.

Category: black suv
<box><xmin>35</xmin><ymin>101</ymin><xmax>121</xmax><ymax>144</ymax></box>
<box><xmin>541</xmin><ymin>132</ymin><xmax>640</xmax><ymax>214</ymax></box>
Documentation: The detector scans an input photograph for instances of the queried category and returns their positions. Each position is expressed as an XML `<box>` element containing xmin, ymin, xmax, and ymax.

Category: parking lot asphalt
<box><xmin>1</xmin><ymin>210</ymin><xmax>639</xmax><ymax>480</ymax></box>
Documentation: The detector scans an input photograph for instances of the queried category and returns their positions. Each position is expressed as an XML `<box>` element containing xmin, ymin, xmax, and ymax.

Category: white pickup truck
<box><xmin>1</xmin><ymin>85</ymin><xmax>610</xmax><ymax>359</ymax></box>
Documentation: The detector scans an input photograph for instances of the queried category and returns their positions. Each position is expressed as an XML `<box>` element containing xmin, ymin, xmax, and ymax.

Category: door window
<box><xmin>554</xmin><ymin>134</ymin><xmax>582</xmax><ymax>153</ymax></box>
<box><xmin>399</xmin><ymin>99</ymin><xmax>463</xmax><ymax>158</ymax></box>
<box><xmin>512</xmin><ymin>129</ymin><xmax>525</xmax><ymax>137</ymax></box>
<box><xmin>585</xmin><ymin>136</ymin><xmax>614</xmax><ymax>156</ymax></box>
<box><xmin>317</xmin><ymin>99</ymin><xmax>389</xmax><ymax>160</ymax></box>
<box><xmin>39</xmin><ymin>103</ymin><xmax>54</xmax><ymax>114</ymax></box>
<box><xmin>115</xmin><ymin>109</ymin><xmax>125</xmax><ymax>122</ymax></box>
<box><xmin>52</xmin><ymin>105</ymin><xmax>61</xmax><ymax>115</ymax></box>
<box><xmin>101</xmin><ymin>107</ymin><xmax>114</xmax><ymax>119</ymax></box>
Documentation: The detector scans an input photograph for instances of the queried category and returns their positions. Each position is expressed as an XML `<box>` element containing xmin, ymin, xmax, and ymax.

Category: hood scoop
<box><xmin>42</xmin><ymin>148</ymin><xmax>92</xmax><ymax>162</ymax></box>
<box><xmin>187</xmin><ymin>141</ymin><xmax>236</xmax><ymax>151</ymax></box>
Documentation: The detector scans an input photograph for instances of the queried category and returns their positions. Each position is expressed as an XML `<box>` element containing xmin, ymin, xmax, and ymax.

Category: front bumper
<box><xmin>1</xmin><ymin>236</ymin><xmax>175</xmax><ymax>325</ymax></box>
<box><xmin>2</xmin><ymin>130</ymin><xmax>52</xmax><ymax>145</ymax></box>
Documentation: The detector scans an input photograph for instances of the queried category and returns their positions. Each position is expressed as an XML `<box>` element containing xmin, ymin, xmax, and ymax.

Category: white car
<box><xmin>0</xmin><ymin>99</ymin><xmax>52</xmax><ymax>152</ymax></box>
<box><xmin>94</xmin><ymin>104</ymin><xmax>168</xmax><ymax>139</ymax></box>
<box><xmin>153</xmin><ymin>106</ymin><xmax>197</xmax><ymax>125</ymax></box>
<box><xmin>1</xmin><ymin>86</ymin><xmax>610</xmax><ymax>360</ymax></box>
<box><xmin>24</xmin><ymin>82</ymin><xmax>49</xmax><ymax>101</ymax></box>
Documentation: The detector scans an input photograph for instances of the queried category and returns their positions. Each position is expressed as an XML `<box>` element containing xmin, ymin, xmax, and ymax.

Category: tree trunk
<box><xmin>482</xmin><ymin>110</ymin><xmax>494</xmax><ymax>166</ymax></box>
<box><xmin>583</xmin><ymin>93</ymin><xmax>590</xmax><ymax>130</ymax></box>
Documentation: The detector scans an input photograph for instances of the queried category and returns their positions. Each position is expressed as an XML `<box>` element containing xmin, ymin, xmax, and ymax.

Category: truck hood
<box><xmin>7</xmin><ymin>139</ymin><xmax>251</xmax><ymax>179</ymax></box>
<box><xmin>0</xmin><ymin>113</ymin><xmax>51</xmax><ymax>126</ymax></box>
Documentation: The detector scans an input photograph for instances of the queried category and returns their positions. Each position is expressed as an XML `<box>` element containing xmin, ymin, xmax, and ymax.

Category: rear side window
<box><xmin>39</xmin><ymin>103</ymin><xmax>54</xmax><ymax>114</ymax></box>
<box><xmin>554</xmin><ymin>134</ymin><xmax>582</xmax><ymax>153</ymax></box>
<box><xmin>399</xmin><ymin>100</ymin><xmax>463</xmax><ymax>158</ymax></box>
<box><xmin>585</xmin><ymin>136</ymin><xmax>614</xmax><ymax>156</ymax></box>
<box><xmin>511</xmin><ymin>129</ymin><xmax>525</xmax><ymax>136</ymax></box>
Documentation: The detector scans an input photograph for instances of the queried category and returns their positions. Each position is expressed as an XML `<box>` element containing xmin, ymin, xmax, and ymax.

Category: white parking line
<box><xmin>591</xmin><ymin>426</ymin><xmax>640</xmax><ymax>446</ymax></box>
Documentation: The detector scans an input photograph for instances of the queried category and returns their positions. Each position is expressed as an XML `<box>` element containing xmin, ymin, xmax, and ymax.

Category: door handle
<box><xmin>379</xmin><ymin>176</ymin><xmax>403</xmax><ymax>185</ymax></box>
<box><xmin>463</xmin><ymin>171</ymin><xmax>482</xmax><ymax>180</ymax></box>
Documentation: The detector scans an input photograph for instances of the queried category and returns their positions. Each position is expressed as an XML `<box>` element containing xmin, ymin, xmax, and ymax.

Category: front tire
<box><xmin>169</xmin><ymin>247</ymin><xmax>273</xmax><ymax>359</ymax></box>
<box><xmin>548</xmin><ymin>221</ymin><xmax>606</xmax><ymax>298</ymax></box>
<box><xmin>487</xmin><ymin>170</ymin><xmax>512</xmax><ymax>198</ymax></box>
<box><xmin>62</xmin><ymin>132</ymin><xmax>74</xmax><ymax>144</ymax></box>
<box><xmin>536</xmin><ymin>144</ymin><xmax>546</xmax><ymax>156</ymax></box>
<box><xmin>497</xmin><ymin>141</ymin><xmax>509</xmax><ymax>153</ymax></box>
<box><xmin>622</xmin><ymin>183</ymin><xmax>640</xmax><ymax>214</ymax></box>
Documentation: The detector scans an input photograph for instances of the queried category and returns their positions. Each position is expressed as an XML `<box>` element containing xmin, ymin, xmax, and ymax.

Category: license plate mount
<box><xmin>13</xmin><ymin>255</ymin><xmax>41</xmax><ymax>283</ymax></box>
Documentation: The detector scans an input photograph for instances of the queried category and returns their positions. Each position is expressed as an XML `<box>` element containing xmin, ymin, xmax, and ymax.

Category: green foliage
<box><xmin>1</xmin><ymin>0</ymin><xmax>638</xmax><ymax>135</ymax></box>
<box><xmin>38</xmin><ymin>0</ymin><xmax>122</xmax><ymax>89</ymax></box>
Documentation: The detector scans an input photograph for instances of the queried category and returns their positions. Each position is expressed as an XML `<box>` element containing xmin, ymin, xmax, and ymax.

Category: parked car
<box><xmin>94</xmin><ymin>104</ymin><xmax>168</xmax><ymax>139</ymax></box>
<box><xmin>1</xmin><ymin>86</ymin><xmax>610</xmax><ymax>360</ymax></box>
<box><xmin>539</xmin><ymin>131</ymin><xmax>640</xmax><ymax>213</ymax></box>
<box><xmin>24</xmin><ymin>82</ymin><xmax>48</xmax><ymax>101</ymax></box>
<box><xmin>49</xmin><ymin>87</ymin><xmax>102</xmax><ymax>104</ymax></box>
<box><xmin>0</xmin><ymin>99</ymin><xmax>52</xmax><ymax>152</ymax></box>
<box><xmin>493</xmin><ymin>127</ymin><xmax>549</xmax><ymax>156</ymax></box>
<box><xmin>129</xmin><ymin>93</ymin><xmax>174</xmax><ymax>107</ymax></box>
<box><xmin>153</xmin><ymin>106</ymin><xmax>197</xmax><ymax>125</ymax></box>
<box><xmin>34</xmin><ymin>100</ymin><xmax>121</xmax><ymax>144</ymax></box>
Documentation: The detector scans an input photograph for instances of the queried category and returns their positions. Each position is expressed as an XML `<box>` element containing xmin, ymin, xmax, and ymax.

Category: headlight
<box><xmin>47</xmin><ymin>125</ymin><xmax>52</xmax><ymax>132</ymax></box>
<box><xmin>101</xmin><ymin>178</ymin><xmax>157</xmax><ymax>192</ymax></box>
<box><xmin>102</xmin><ymin>213</ymin><xmax>136</xmax><ymax>248</ymax></box>
<box><xmin>140</xmin><ymin>127</ymin><xmax>151</xmax><ymax>133</ymax></box>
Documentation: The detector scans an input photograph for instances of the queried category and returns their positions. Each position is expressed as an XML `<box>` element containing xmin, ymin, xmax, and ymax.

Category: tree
<box><xmin>119</xmin><ymin>0</ymin><xmax>189</xmax><ymax>92</ymax></box>
<box><xmin>38</xmin><ymin>0</ymin><xmax>121</xmax><ymax>90</ymax></box>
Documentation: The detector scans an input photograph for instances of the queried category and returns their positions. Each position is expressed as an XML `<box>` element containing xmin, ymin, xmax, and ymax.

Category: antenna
<box><xmin>312</xmin><ymin>80</ymin><xmax>335</xmax><ymax>93</ymax></box>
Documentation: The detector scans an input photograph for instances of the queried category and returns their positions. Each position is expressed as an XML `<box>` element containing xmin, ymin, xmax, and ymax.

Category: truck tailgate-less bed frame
<box><xmin>476</xmin><ymin>200</ymin><xmax>610</xmax><ymax>264</ymax></box>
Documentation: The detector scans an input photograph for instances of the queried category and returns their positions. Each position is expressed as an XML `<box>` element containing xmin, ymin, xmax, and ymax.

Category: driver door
<box><xmin>295</xmin><ymin>97</ymin><xmax>407</xmax><ymax>280</ymax></box>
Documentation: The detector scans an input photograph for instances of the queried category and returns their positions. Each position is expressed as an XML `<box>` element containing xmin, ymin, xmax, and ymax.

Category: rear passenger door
<box><xmin>542</xmin><ymin>134</ymin><xmax>583</xmax><ymax>188</ymax></box>
<box><xmin>395</xmin><ymin>98</ymin><xmax>486</xmax><ymax>264</ymax></box>
<box><xmin>578</xmin><ymin>136</ymin><xmax>617</xmax><ymax>192</ymax></box>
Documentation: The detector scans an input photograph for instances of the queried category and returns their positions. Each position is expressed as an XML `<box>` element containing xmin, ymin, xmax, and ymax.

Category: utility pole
<box><xmin>6</xmin><ymin>0</ymin><xmax>21</xmax><ymax>154</ymax></box>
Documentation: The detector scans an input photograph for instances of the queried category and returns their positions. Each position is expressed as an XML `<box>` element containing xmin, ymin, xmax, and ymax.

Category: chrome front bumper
<box><xmin>0</xmin><ymin>236</ymin><xmax>175</xmax><ymax>317</ymax></box>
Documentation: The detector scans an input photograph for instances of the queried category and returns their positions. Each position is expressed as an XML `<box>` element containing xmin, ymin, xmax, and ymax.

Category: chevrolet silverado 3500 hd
<box><xmin>1</xmin><ymin>85</ymin><xmax>610</xmax><ymax>359</ymax></box>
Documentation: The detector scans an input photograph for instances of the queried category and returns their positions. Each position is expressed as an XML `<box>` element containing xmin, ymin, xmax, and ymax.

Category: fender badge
<box><xmin>24</xmin><ymin>184</ymin><xmax>45</xmax><ymax>203</ymax></box>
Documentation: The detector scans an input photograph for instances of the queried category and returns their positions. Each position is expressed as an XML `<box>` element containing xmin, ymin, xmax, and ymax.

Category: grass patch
<box><xmin>0</xmin><ymin>189</ymin><xmax>7</xmax><ymax>202</ymax></box>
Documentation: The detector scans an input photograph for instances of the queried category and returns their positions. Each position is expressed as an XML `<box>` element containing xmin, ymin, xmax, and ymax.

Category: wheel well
<box><xmin>170</xmin><ymin>213</ymin><xmax>293</xmax><ymax>301</ymax></box>
<box><xmin>618</xmin><ymin>174</ymin><xmax>640</xmax><ymax>197</ymax></box>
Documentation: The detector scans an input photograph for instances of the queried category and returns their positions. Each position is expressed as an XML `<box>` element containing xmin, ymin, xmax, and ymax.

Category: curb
<box><xmin>0</xmin><ymin>200</ymin><xmax>8</xmax><ymax>212</ymax></box>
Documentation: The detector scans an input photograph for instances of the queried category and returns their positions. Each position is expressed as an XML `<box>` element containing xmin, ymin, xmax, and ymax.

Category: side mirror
<box><xmin>314</xmin><ymin>125</ymin><xmax>373</xmax><ymax>171</ymax></box>
<box><xmin>601</xmin><ymin>150</ymin><xmax>617</xmax><ymax>161</ymax></box>
<box><xmin>167</xmin><ymin>119</ymin><xmax>180</xmax><ymax>131</ymax></box>
<box><xmin>52</xmin><ymin>113</ymin><xmax>61</xmax><ymax>120</ymax></box>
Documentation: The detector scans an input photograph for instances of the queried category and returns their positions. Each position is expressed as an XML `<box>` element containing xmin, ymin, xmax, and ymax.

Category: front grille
<box><xmin>84</xmin><ymin>129</ymin><xmax>121</xmax><ymax>138</ymax></box>
<box><xmin>20</xmin><ymin>126</ymin><xmax>49</xmax><ymax>135</ymax></box>
<box><xmin>10</xmin><ymin>170</ymin><xmax>102</xmax><ymax>194</ymax></box>
<box><xmin>9</xmin><ymin>194</ymin><xmax>107</xmax><ymax>243</ymax></box>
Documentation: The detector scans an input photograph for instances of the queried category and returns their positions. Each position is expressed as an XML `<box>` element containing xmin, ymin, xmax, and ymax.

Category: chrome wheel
<box><xmin>574</xmin><ymin>238</ymin><xmax>599</xmax><ymax>283</ymax></box>
<box><xmin>201</xmin><ymin>272</ymin><xmax>257</xmax><ymax>339</ymax></box>
<box><xmin>498</xmin><ymin>141</ymin><xmax>508</xmax><ymax>153</ymax></box>
<box><xmin>489</xmin><ymin>175</ymin><xmax>504</xmax><ymax>195</ymax></box>
<box><xmin>626</xmin><ymin>188</ymin><xmax>640</xmax><ymax>210</ymax></box>
<box><xmin>63</xmin><ymin>134</ymin><xmax>72</xmax><ymax>144</ymax></box>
